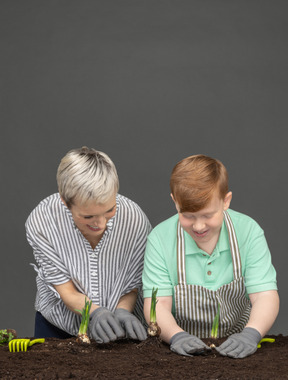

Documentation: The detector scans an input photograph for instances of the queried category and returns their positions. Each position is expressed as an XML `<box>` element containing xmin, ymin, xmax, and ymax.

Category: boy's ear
<box><xmin>170</xmin><ymin>193</ymin><xmax>179</xmax><ymax>211</ymax></box>
<box><xmin>223</xmin><ymin>191</ymin><xmax>232</xmax><ymax>210</ymax></box>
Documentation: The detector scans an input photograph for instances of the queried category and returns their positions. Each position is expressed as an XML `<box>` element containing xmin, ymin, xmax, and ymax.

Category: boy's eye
<box><xmin>182</xmin><ymin>214</ymin><xmax>194</xmax><ymax>219</ymax></box>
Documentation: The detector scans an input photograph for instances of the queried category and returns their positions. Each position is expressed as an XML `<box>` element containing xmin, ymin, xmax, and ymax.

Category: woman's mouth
<box><xmin>87</xmin><ymin>225</ymin><xmax>102</xmax><ymax>232</ymax></box>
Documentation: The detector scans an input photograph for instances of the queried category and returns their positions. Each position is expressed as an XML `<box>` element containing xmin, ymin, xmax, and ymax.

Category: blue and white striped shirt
<box><xmin>26</xmin><ymin>193</ymin><xmax>152</xmax><ymax>336</ymax></box>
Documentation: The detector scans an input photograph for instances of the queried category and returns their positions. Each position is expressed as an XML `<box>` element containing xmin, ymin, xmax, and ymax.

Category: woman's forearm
<box><xmin>53</xmin><ymin>281</ymin><xmax>99</xmax><ymax>315</ymax></box>
<box><xmin>116</xmin><ymin>288</ymin><xmax>138</xmax><ymax>312</ymax></box>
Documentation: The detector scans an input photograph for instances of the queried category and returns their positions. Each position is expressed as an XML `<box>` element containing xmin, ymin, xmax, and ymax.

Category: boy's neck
<box><xmin>196</xmin><ymin>234</ymin><xmax>219</xmax><ymax>255</ymax></box>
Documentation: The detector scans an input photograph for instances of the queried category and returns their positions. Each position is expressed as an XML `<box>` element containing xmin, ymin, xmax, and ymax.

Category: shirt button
<box><xmin>91</xmin><ymin>271</ymin><xmax>97</xmax><ymax>276</ymax></box>
<box><xmin>207</xmin><ymin>271</ymin><xmax>212</xmax><ymax>275</ymax></box>
<box><xmin>208</xmin><ymin>262</ymin><xmax>211</xmax><ymax>265</ymax></box>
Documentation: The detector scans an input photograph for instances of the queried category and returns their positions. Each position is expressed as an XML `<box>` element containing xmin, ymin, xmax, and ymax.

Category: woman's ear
<box><xmin>60</xmin><ymin>196</ymin><xmax>68</xmax><ymax>208</ymax></box>
<box><xmin>223</xmin><ymin>191</ymin><xmax>232</xmax><ymax>210</ymax></box>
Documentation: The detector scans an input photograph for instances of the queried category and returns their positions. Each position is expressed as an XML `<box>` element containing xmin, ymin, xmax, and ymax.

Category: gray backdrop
<box><xmin>1</xmin><ymin>0</ymin><xmax>287</xmax><ymax>337</ymax></box>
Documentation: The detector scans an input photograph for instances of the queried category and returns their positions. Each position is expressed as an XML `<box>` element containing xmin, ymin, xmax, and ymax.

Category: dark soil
<box><xmin>0</xmin><ymin>335</ymin><xmax>287</xmax><ymax>379</ymax></box>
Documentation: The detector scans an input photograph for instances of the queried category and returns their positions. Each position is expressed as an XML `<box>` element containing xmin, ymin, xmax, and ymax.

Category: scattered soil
<box><xmin>0</xmin><ymin>335</ymin><xmax>287</xmax><ymax>379</ymax></box>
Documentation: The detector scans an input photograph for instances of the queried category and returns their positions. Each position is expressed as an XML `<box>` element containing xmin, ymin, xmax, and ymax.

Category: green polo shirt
<box><xmin>142</xmin><ymin>209</ymin><xmax>277</xmax><ymax>313</ymax></box>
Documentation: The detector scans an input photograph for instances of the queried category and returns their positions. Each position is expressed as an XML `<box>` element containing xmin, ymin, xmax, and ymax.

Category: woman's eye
<box><xmin>84</xmin><ymin>216</ymin><xmax>93</xmax><ymax>219</ymax></box>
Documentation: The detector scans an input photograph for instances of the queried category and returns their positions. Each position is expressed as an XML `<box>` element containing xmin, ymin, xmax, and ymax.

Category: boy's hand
<box><xmin>170</xmin><ymin>331</ymin><xmax>211</xmax><ymax>356</ymax></box>
<box><xmin>114</xmin><ymin>308</ymin><xmax>147</xmax><ymax>341</ymax></box>
<box><xmin>216</xmin><ymin>327</ymin><xmax>261</xmax><ymax>358</ymax></box>
<box><xmin>89</xmin><ymin>307</ymin><xmax>125</xmax><ymax>343</ymax></box>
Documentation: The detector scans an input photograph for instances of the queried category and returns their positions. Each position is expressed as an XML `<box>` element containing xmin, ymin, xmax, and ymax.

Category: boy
<box><xmin>142</xmin><ymin>154</ymin><xmax>279</xmax><ymax>358</ymax></box>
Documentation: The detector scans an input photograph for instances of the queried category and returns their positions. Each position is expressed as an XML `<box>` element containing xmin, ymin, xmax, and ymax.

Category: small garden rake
<box><xmin>9</xmin><ymin>338</ymin><xmax>45</xmax><ymax>352</ymax></box>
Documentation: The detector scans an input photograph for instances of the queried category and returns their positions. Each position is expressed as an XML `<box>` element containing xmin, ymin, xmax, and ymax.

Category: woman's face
<box><xmin>67</xmin><ymin>194</ymin><xmax>117</xmax><ymax>245</ymax></box>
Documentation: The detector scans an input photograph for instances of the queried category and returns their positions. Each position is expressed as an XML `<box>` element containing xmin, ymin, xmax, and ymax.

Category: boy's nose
<box><xmin>193</xmin><ymin>220</ymin><xmax>205</xmax><ymax>232</ymax></box>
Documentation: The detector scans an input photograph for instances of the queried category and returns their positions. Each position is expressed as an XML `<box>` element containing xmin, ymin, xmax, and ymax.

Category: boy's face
<box><xmin>172</xmin><ymin>190</ymin><xmax>232</xmax><ymax>254</ymax></box>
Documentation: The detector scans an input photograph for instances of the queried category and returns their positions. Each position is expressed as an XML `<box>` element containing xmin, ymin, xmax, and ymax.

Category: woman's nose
<box><xmin>91</xmin><ymin>215</ymin><xmax>106</xmax><ymax>227</ymax></box>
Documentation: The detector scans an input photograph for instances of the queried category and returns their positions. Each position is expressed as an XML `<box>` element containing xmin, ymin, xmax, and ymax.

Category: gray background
<box><xmin>1</xmin><ymin>0</ymin><xmax>287</xmax><ymax>337</ymax></box>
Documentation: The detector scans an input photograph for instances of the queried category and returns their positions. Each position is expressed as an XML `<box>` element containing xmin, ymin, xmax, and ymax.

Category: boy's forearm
<box><xmin>246</xmin><ymin>290</ymin><xmax>279</xmax><ymax>336</ymax></box>
<box><xmin>144</xmin><ymin>296</ymin><xmax>183</xmax><ymax>343</ymax></box>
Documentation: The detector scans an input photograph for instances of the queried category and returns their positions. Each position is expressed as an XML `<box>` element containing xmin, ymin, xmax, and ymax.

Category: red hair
<box><xmin>170</xmin><ymin>155</ymin><xmax>228</xmax><ymax>212</ymax></box>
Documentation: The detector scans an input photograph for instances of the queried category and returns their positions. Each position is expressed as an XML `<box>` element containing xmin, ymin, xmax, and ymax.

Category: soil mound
<box><xmin>0</xmin><ymin>335</ymin><xmax>287</xmax><ymax>379</ymax></box>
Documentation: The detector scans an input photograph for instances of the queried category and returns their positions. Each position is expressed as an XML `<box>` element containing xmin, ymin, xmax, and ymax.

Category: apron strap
<box><xmin>223</xmin><ymin>211</ymin><xmax>242</xmax><ymax>279</ymax></box>
<box><xmin>177</xmin><ymin>221</ymin><xmax>186</xmax><ymax>285</ymax></box>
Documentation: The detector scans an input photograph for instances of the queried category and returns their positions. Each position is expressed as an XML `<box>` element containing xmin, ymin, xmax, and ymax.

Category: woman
<box><xmin>26</xmin><ymin>146</ymin><xmax>152</xmax><ymax>342</ymax></box>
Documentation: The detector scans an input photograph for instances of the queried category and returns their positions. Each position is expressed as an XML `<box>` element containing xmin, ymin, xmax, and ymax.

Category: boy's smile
<box><xmin>172</xmin><ymin>190</ymin><xmax>232</xmax><ymax>255</ymax></box>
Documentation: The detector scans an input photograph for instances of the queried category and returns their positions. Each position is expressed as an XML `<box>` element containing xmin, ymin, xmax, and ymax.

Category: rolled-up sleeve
<box><xmin>142</xmin><ymin>231</ymin><xmax>174</xmax><ymax>298</ymax></box>
<box><xmin>243</xmin><ymin>228</ymin><xmax>277</xmax><ymax>294</ymax></box>
<box><xmin>26</xmin><ymin>210</ymin><xmax>70</xmax><ymax>288</ymax></box>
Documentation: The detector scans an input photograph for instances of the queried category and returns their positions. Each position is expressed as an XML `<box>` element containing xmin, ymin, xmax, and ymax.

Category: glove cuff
<box><xmin>242</xmin><ymin>327</ymin><xmax>262</xmax><ymax>344</ymax></box>
<box><xmin>170</xmin><ymin>331</ymin><xmax>188</xmax><ymax>345</ymax></box>
<box><xmin>114</xmin><ymin>308</ymin><xmax>132</xmax><ymax>318</ymax></box>
<box><xmin>90</xmin><ymin>306</ymin><xmax>107</xmax><ymax>320</ymax></box>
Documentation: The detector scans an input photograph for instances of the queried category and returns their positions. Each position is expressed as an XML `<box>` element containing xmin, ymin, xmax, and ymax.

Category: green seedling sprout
<box><xmin>0</xmin><ymin>329</ymin><xmax>17</xmax><ymax>346</ymax></box>
<box><xmin>210</xmin><ymin>303</ymin><xmax>220</xmax><ymax>348</ymax></box>
<box><xmin>147</xmin><ymin>287</ymin><xmax>161</xmax><ymax>337</ymax></box>
<box><xmin>75</xmin><ymin>298</ymin><xmax>92</xmax><ymax>344</ymax></box>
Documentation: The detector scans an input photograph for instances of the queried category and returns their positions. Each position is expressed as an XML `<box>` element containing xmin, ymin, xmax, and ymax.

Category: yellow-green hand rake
<box><xmin>9</xmin><ymin>338</ymin><xmax>45</xmax><ymax>352</ymax></box>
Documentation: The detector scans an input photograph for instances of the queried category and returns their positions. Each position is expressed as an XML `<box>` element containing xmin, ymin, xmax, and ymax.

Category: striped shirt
<box><xmin>26</xmin><ymin>193</ymin><xmax>152</xmax><ymax>336</ymax></box>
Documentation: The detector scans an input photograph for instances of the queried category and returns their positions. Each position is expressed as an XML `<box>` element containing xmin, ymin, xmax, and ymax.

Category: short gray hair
<box><xmin>57</xmin><ymin>147</ymin><xmax>119</xmax><ymax>208</ymax></box>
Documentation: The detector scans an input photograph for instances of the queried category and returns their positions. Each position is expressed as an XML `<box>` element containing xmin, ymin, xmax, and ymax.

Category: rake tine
<box><xmin>8</xmin><ymin>340</ymin><xmax>15</xmax><ymax>352</ymax></box>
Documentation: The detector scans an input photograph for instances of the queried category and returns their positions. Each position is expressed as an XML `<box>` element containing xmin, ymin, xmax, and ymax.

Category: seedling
<box><xmin>75</xmin><ymin>298</ymin><xmax>93</xmax><ymax>344</ymax></box>
<box><xmin>147</xmin><ymin>287</ymin><xmax>161</xmax><ymax>337</ymax></box>
<box><xmin>210</xmin><ymin>303</ymin><xmax>220</xmax><ymax>348</ymax></box>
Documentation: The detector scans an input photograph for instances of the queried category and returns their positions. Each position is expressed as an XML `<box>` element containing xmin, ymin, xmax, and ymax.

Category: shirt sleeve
<box><xmin>243</xmin><ymin>226</ymin><xmax>277</xmax><ymax>294</ymax></box>
<box><xmin>26</xmin><ymin>207</ymin><xmax>71</xmax><ymax>289</ymax></box>
<box><xmin>142</xmin><ymin>230</ymin><xmax>174</xmax><ymax>298</ymax></box>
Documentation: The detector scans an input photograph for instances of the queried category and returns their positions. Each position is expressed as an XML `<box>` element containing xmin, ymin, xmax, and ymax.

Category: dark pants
<box><xmin>34</xmin><ymin>311</ymin><xmax>73</xmax><ymax>339</ymax></box>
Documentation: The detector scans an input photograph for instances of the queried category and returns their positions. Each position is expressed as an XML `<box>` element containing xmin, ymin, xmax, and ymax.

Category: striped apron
<box><xmin>174</xmin><ymin>211</ymin><xmax>251</xmax><ymax>338</ymax></box>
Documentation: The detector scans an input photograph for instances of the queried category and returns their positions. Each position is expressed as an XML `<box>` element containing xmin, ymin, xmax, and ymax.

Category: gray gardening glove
<box><xmin>170</xmin><ymin>331</ymin><xmax>211</xmax><ymax>357</ymax></box>
<box><xmin>215</xmin><ymin>327</ymin><xmax>261</xmax><ymax>358</ymax></box>
<box><xmin>89</xmin><ymin>307</ymin><xmax>125</xmax><ymax>343</ymax></box>
<box><xmin>114</xmin><ymin>308</ymin><xmax>147</xmax><ymax>341</ymax></box>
